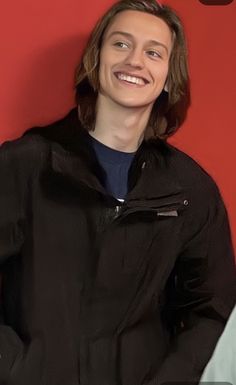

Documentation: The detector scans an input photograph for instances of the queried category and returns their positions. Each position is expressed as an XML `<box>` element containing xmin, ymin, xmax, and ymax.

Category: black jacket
<box><xmin>0</xmin><ymin>109</ymin><xmax>235</xmax><ymax>385</ymax></box>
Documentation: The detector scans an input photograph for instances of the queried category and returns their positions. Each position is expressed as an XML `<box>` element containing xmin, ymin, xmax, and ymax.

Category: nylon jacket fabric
<box><xmin>0</xmin><ymin>109</ymin><xmax>235</xmax><ymax>385</ymax></box>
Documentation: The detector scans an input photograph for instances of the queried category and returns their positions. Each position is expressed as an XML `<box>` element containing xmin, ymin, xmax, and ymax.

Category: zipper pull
<box><xmin>157</xmin><ymin>210</ymin><xmax>178</xmax><ymax>217</ymax></box>
<box><xmin>114</xmin><ymin>205</ymin><xmax>122</xmax><ymax>219</ymax></box>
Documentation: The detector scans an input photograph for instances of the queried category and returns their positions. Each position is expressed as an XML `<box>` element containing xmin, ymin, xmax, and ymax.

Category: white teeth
<box><xmin>117</xmin><ymin>73</ymin><xmax>145</xmax><ymax>85</ymax></box>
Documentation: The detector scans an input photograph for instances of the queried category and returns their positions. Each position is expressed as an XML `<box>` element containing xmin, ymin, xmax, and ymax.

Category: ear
<box><xmin>164</xmin><ymin>83</ymin><xmax>168</xmax><ymax>92</ymax></box>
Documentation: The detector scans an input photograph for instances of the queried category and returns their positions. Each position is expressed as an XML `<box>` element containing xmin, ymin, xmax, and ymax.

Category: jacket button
<box><xmin>183</xmin><ymin>199</ymin><xmax>189</xmax><ymax>206</ymax></box>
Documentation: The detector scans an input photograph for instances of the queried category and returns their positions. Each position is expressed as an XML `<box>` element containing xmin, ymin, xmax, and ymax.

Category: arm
<box><xmin>147</xmin><ymin>187</ymin><xmax>236</xmax><ymax>385</ymax></box>
<box><xmin>0</xmin><ymin>140</ymin><xmax>28</xmax><ymax>381</ymax></box>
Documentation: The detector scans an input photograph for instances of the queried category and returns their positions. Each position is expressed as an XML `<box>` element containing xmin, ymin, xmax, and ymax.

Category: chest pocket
<box><xmin>95</xmin><ymin>199</ymin><xmax>186</xmax><ymax>289</ymax></box>
<box><xmin>121</xmin><ymin>208</ymin><xmax>180</xmax><ymax>272</ymax></box>
<box><xmin>95</xmin><ymin>218</ymin><xmax>155</xmax><ymax>292</ymax></box>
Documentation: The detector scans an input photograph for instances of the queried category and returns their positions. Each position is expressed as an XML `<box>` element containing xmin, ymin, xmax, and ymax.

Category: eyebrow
<box><xmin>107</xmin><ymin>31</ymin><xmax>169</xmax><ymax>55</ymax></box>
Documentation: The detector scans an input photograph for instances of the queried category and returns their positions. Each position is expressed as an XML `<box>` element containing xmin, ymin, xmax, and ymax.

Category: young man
<box><xmin>0</xmin><ymin>1</ymin><xmax>235</xmax><ymax>385</ymax></box>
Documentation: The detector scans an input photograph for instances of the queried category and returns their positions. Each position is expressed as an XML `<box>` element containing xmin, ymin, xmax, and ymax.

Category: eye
<box><xmin>113</xmin><ymin>41</ymin><xmax>129</xmax><ymax>49</ymax></box>
<box><xmin>146</xmin><ymin>50</ymin><xmax>162</xmax><ymax>59</ymax></box>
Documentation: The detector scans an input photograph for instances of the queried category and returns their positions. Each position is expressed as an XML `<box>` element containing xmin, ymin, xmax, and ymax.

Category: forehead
<box><xmin>104</xmin><ymin>10</ymin><xmax>173</xmax><ymax>47</ymax></box>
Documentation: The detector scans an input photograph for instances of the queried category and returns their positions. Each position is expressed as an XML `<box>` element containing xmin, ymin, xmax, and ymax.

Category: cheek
<box><xmin>99</xmin><ymin>47</ymin><xmax>113</xmax><ymax>69</ymax></box>
<box><xmin>153</xmin><ymin>65</ymin><xmax>169</xmax><ymax>87</ymax></box>
<box><xmin>98</xmin><ymin>55</ymin><xmax>108</xmax><ymax>85</ymax></box>
<box><xmin>99</xmin><ymin>51</ymin><xmax>112</xmax><ymax>77</ymax></box>
<box><xmin>99</xmin><ymin>64</ymin><xmax>109</xmax><ymax>90</ymax></box>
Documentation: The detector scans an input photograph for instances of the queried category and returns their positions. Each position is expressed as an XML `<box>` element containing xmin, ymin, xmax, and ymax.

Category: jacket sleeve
<box><xmin>147</xmin><ymin>186</ymin><xmax>236</xmax><ymax>385</ymax></box>
<box><xmin>0</xmin><ymin>140</ymin><xmax>27</xmax><ymax>381</ymax></box>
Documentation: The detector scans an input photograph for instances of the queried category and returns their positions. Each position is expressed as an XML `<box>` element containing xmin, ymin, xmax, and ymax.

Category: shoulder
<box><xmin>23</xmin><ymin>108</ymin><xmax>80</xmax><ymax>147</ymax></box>
<box><xmin>166</xmin><ymin>144</ymin><xmax>228</xmax><ymax>239</ymax></box>
<box><xmin>147</xmin><ymin>140</ymin><xmax>225</xmax><ymax>229</ymax></box>
<box><xmin>145</xmin><ymin>138</ymin><xmax>220</xmax><ymax>200</ymax></box>
<box><xmin>0</xmin><ymin>108</ymin><xmax>79</xmax><ymax>172</ymax></box>
<box><xmin>166</xmin><ymin>143</ymin><xmax>221</xmax><ymax>200</ymax></box>
<box><xmin>0</xmin><ymin>135</ymin><xmax>50</xmax><ymax>204</ymax></box>
<box><xmin>0</xmin><ymin>133</ymin><xmax>49</xmax><ymax>173</ymax></box>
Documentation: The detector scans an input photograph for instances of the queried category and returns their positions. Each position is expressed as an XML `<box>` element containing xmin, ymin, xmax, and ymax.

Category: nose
<box><xmin>125</xmin><ymin>47</ymin><xmax>144</xmax><ymax>69</ymax></box>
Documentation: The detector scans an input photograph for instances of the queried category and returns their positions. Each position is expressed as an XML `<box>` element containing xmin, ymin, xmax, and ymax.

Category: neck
<box><xmin>90</xmin><ymin>94</ymin><xmax>153</xmax><ymax>152</ymax></box>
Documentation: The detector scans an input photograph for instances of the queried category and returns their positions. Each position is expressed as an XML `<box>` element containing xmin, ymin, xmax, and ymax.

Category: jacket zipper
<box><xmin>113</xmin><ymin>198</ymin><xmax>188</xmax><ymax>222</ymax></box>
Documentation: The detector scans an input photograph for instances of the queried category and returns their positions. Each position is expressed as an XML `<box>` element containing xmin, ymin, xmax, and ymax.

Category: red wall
<box><xmin>0</xmin><ymin>0</ymin><xmax>235</xmax><ymax>248</ymax></box>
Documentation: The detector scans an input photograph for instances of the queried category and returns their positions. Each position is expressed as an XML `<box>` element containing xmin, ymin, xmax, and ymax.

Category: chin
<box><xmin>115</xmin><ymin>99</ymin><xmax>154</xmax><ymax>109</ymax></box>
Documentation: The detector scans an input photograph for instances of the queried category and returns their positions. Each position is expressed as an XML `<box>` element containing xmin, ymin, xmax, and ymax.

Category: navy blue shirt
<box><xmin>89</xmin><ymin>135</ymin><xmax>136</xmax><ymax>200</ymax></box>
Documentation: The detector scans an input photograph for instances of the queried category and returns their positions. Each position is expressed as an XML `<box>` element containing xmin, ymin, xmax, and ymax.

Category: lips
<box><xmin>114</xmin><ymin>72</ymin><xmax>149</xmax><ymax>86</ymax></box>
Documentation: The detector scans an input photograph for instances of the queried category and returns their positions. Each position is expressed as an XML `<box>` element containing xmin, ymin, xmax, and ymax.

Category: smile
<box><xmin>115</xmin><ymin>72</ymin><xmax>148</xmax><ymax>86</ymax></box>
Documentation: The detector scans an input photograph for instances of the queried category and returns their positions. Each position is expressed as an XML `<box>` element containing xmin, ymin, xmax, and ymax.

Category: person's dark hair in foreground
<box><xmin>0</xmin><ymin>1</ymin><xmax>235</xmax><ymax>385</ymax></box>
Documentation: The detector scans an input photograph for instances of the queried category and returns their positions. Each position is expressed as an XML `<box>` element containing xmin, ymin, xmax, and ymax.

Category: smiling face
<box><xmin>98</xmin><ymin>10</ymin><xmax>173</xmax><ymax>110</ymax></box>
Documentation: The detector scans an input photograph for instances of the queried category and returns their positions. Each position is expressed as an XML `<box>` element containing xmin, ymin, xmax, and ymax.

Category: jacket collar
<box><xmin>43</xmin><ymin>109</ymin><xmax>183</xmax><ymax>204</ymax></box>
